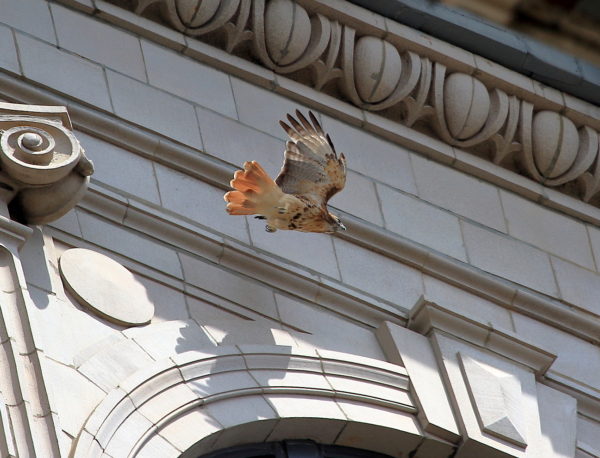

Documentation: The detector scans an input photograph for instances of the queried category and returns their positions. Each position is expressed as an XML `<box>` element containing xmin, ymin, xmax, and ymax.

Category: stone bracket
<box><xmin>0</xmin><ymin>102</ymin><xmax>93</xmax><ymax>224</ymax></box>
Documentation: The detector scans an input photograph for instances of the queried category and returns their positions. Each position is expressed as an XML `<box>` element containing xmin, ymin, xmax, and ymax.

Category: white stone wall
<box><xmin>0</xmin><ymin>0</ymin><xmax>599</xmax><ymax>457</ymax></box>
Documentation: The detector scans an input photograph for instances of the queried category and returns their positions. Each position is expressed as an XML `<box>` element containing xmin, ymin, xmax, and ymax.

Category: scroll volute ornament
<box><xmin>0</xmin><ymin>103</ymin><xmax>93</xmax><ymax>224</ymax></box>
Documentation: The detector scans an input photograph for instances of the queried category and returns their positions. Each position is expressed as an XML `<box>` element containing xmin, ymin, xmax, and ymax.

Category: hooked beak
<box><xmin>338</xmin><ymin>222</ymin><xmax>347</xmax><ymax>231</ymax></box>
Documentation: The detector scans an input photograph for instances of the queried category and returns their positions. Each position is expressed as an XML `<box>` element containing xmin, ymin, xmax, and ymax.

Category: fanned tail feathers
<box><xmin>224</xmin><ymin>161</ymin><xmax>279</xmax><ymax>215</ymax></box>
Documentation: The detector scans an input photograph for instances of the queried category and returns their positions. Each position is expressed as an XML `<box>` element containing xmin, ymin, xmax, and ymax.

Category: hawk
<box><xmin>224</xmin><ymin>110</ymin><xmax>347</xmax><ymax>233</ymax></box>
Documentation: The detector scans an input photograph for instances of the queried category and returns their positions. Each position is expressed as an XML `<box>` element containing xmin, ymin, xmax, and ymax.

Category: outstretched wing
<box><xmin>276</xmin><ymin>110</ymin><xmax>346</xmax><ymax>207</ymax></box>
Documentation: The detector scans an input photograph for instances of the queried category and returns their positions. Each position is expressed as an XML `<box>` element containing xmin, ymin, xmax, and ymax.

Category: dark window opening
<box><xmin>198</xmin><ymin>440</ymin><xmax>394</xmax><ymax>458</ymax></box>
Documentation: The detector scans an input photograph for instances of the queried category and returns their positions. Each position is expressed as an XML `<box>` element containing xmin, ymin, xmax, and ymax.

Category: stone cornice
<box><xmin>92</xmin><ymin>0</ymin><xmax>600</xmax><ymax>213</ymax></box>
<box><xmin>407</xmin><ymin>297</ymin><xmax>557</xmax><ymax>375</ymax></box>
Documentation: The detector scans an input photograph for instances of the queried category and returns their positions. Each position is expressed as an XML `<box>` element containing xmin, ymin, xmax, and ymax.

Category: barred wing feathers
<box><xmin>277</xmin><ymin>110</ymin><xmax>346</xmax><ymax>207</ymax></box>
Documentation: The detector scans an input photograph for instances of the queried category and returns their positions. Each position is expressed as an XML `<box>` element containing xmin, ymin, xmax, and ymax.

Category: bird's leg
<box><xmin>265</xmin><ymin>224</ymin><xmax>277</xmax><ymax>233</ymax></box>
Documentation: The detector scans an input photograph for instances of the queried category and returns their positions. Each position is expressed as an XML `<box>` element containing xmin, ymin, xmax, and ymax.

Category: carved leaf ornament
<box><xmin>129</xmin><ymin>0</ymin><xmax>600</xmax><ymax>205</ymax></box>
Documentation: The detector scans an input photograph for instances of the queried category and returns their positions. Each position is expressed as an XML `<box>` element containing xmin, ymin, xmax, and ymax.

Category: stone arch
<box><xmin>73</xmin><ymin>345</ymin><xmax>454</xmax><ymax>457</ymax></box>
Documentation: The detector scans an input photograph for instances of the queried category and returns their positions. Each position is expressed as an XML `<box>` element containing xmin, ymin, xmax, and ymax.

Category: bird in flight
<box><xmin>224</xmin><ymin>110</ymin><xmax>347</xmax><ymax>233</ymax></box>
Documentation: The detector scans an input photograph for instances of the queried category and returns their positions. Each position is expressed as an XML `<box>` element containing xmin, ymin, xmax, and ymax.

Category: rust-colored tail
<box><xmin>224</xmin><ymin>161</ymin><xmax>279</xmax><ymax>215</ymax></box>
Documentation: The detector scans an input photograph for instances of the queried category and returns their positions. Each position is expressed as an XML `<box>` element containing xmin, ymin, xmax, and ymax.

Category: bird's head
<box><xmin>326</xmin><ymin>213</ymin><xmax>346</xmax><ymax>233</ymax></box>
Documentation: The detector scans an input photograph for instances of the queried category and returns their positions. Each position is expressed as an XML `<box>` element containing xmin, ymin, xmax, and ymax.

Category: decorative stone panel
<box><xmin>111</xmin><ymin>0</ymin><xmax>600</xmax><ymax>209</ymax></box>
<box><xmin>459</xmin><ymin>354</ymin><xmax>527</xmax><ymax>447</ymax></box>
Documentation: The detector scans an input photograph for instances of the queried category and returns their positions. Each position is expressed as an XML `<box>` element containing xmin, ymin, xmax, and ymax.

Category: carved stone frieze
<box><xmin>0</xmin><ymin>102</ymin><xmax>93</xmax><ymax>224</ymax></box>
<box><xmin>122</xmin><ymin>0</ymin><xmax>600</xmax><ymax>208</ymax></box>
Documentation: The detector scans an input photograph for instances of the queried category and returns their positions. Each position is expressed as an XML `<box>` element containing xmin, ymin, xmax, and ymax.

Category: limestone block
<box><xmin>377</xmin><ymin>184</ymin><xmax>467</xmax><ymax>261</ymax></box>
<box><xmin>16</xmin><ymin>33</ymin><xmax>112</xmax><ymax>111</ymax></box>
<box><xmin>59</xmin><ymin>248</ymin><xmax>154</xmax><ymax>326</ymax></box>
<box><xmin>174</xmin><ymin>349</ymin><xmax>245</xmax><ymax>381</ymax></box>
<box><xmin>422</xmin><ymin>276</ymin><xmax>513</xmax><ymax>331</ymax></box>
<box><xmin>247</xmin><ymin>223</ymin><xmax>340</xmax><ymax>279</ymax></box>
<box><xmin>103</xmin><ymin>410</ymin><xmax>153</xmax><ymax>458</ymax></box>
<box><xmin>0</xmin><ymin>24</ymin><xmax>19</xmax><ymax>75</ymax></box>
<box><xmin>44</xmin><ymin>359</ymin><xmax>105</xmax><ymax>438</ymax></box>
<box><xmin>187</xmin><ymin>296</ymin><xmax>292</xmax><ymax>347</ymax></box>
<box><xmin>75</xmin><ymin>131</ymin><xmax>161</xmax><ymax>205</ymax></box>
<box><xmin>333</xmin><ymin>238</ymin><xmax>423</xmax><ymax>308</ymax></box>
<box><xmin>461</xmin><ymin>222</ymin><xmax>559</xmax><ymax>297</ymax></box>
<box><xmin>205</xmin><ymin>395</ymin><xmax>277</xmax><ymax>428</ymax></box>
<box><xmin>536</xmin><ymin>383</ymin><xmax>576</xmax><ymax>457</ymax></box>
<box><xmin>376</xmin><ymin>321</ymin><xmax>460</xmax><ymax>442</ymax></box>
<box><xmin>124</xmin><ymin>320</ymin><xmax>215</xmax><ymax>360</ymax></box>
<box><xmin>551</xmin><ymin>257</ymin><xmax>600</xmax><ymax>316</ymax></box>
<box><xmin>230</xmin><ymin>77</ymin><xmax>312</xmax><ymax>139</ymax></box>
<box><xmin>136</xmin><ymin>433</ymin><xmax>180</xmax><ymax>458</ymax></box>
<box><xmin>268</xmin><ymin>417</ymin><xmax>345</xmax><ymax>445</ymax></box>
<box><xmin>49</xmin><ymin>208</ymin><xmax>82</xmax><ymax>237</ymax></box>
<box><xmin>137</xmin><ymin>382</ymin><xmax>198</xmax><ymax>425</ymax></box>
<box><xmin>141</xmin><ymin>40</ymin><xmax>237</xmax><ymax>118</ymax></box>
<box><xmin>512</xmin><ymin>313</ymin><xmax>600</xmax><ymax>391</ymax></box>
<box><xmin>134</xmin><ymin>275</ymin><xmax>189</xmax><ymax>322</ymax></box>
<box><xmin>77</xmin><ymin>337</ymin><xmax>154</xmax><ymax>392</ymax></box>
<box><xmin>27</xmin><ymin>287</ymin><xmax>119</xmax><ymax>366</ymax></box>
<box><xmin>266</xmin><ymin>394</ymin><xmax>346</xmax><ymax>420</ymax></box>
<box><xmin>274</xmin><ymin>293</ymin><xmax>385</xmax><ymax>360</ymax></box>
<box><xmin>353</xmin><ymin>36</ymin><xmax>402</xmax><ymax>104</ymax></box>
<box><xmin>211</xmin><ymin>420</ymin><xmax>278</xmax><ymax>451</ymax></box>
<box><xmin>51</xmin><ymin>4</ymin><xmax>146</xmax><ymax>81</ymax></box>
<box><xmin>187</xmin><ymin>370</ymin><xmax>258</xmax><ymax>400</ymax></box>
<box><xmin>77</xmin><ymin>212</ymin><xmax>183</xmax><ymax>279</ymax></box>
<box><xmin>158</xmin><ymin>408</ymin><xmax>221</xmax><ymax>452</ymax></box>
<box><xmin>266</xmin><ymin>395</ymin><xmax>346</xmax><ymax>443</ymax></box>
<box><xmin>106</xmin><ymin>70</ymin><xmax>202</xmax><ymax>149</ymax></box>
<box><xmin>19</xmin><ymin>227</ymin><xmax>58</xmax><ymax>293</ymax></box>
<box><xmin>154</xmin><ymin>164</ymin><xmax>250</xmax><ymax>243</ymax></box>
<box><xmin>500</xmin><ymin>190</ymin><xmax>595</xmax><ymax>270</ymax></box>
<box><xmin>195</xmin><ymin>106</ymin><xmax>285</xmax><ymax>177</ymax></box>
<box><xmin>411</xmin><ymin>154</ymin><xmax>507</xmax><ymax>232</ymax></box>
<box><xmin>328</xmin><ymin>171</ymin><xmax>384</xmax><ymax>226</ymax></box>
<box><xmin>180</xmin><ymin>254</ymin><xmax>278</xmax><ymax>320</ymax></box>
<box><xmin>0</xmin><ymin>0</ymin><xmax>57</xmax><ymax>43</ymax></box>
<box><xmin>250</xmin><ymin>368</ymin><xmax>331</xmax><ymax>391</ymax></box>
<box><xmin>587</xmin><ymin>225</ymin><xmax>600</xmax><ymax>273</ymax></box>
<box><xmin>319</xmin><ymin>115</ymin><xmax>418</xmax><ymax>193</ymax></box>
<box><xmin>578</xmin><ymin>416</ymin><xmax>600</xmax><ymax>455</ymax></box>
<box><xmin>336</xmin><ymin>400</ymin><xmax>422</xmax><ymax>456</ymax></box>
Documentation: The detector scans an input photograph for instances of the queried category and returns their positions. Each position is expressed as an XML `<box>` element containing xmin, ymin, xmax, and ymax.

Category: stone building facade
<box><xmin>0</xmin><ymin>0</ymin><xmax>598</xmax><ymax>456</ymax></box>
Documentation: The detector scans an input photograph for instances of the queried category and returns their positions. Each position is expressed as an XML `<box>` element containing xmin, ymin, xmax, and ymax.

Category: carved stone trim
<box><xmin>73</xmin><ymin>345</ymin><xmax>449</xmax><ymax>457</ymax></box>
<box><xmin>103</xmin><ymin>0</ymin><xmax>600</xmax><ymax>210</ymax></box>
<box><xmin>0</xmin><ymin>102</ymin><xmax>93</xmax><ymax>225</ymax></box>
<box><xmin>408</xmin><ymin>296</ymin><xmax>557</xmax><ymax>375</ymax></box>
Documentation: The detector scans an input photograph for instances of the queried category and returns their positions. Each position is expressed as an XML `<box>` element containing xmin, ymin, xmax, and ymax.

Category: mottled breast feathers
<box><xmin>277</xmin><ymin>110</ymin><xmax>347</xmax><ymax>209</ymax></box>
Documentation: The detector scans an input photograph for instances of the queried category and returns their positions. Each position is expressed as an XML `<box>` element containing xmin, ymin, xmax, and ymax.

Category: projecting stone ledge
<box><xmin>0</xmin><ymin>102</ymin><xmax>93</xmax><ymax>225</ymax></box>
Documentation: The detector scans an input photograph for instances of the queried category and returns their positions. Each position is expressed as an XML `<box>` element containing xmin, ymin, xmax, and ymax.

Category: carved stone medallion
<box><xmin>59</xmin><ymin>248</ymin><xmax>154</xmax><ymax>326</ymax></box>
